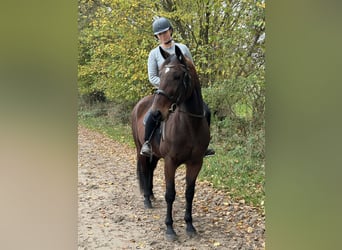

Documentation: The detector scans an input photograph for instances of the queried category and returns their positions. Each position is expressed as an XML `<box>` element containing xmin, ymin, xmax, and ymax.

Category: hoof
<box><xmin>165</xmin><ymin>232</ymin><xmax>178</xmax><ymax>241</ymax></box>
<box><xmin>165</xmin><ymin>228</ymin><xmax>178</xmax><ymax>241</ymax></box>
<box><xmin>144</xmin><ymin>200</ymin><xmax>152</xmax><ymax>209</ymax></box>
<box><xmin>186</xmin><ymin>229</ymin><xmax>197</xmax><ymax>238</ymax></box>
<box><xmin>186</xmin><ymin>224</ymin><xmax>197</xmax><ymax>238</ymax></box>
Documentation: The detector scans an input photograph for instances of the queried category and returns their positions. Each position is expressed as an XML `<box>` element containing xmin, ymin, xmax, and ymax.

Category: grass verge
<box><xmin>200</xmin><ymin>149</ymin><xmax>264</xmax><ymax>208</ymax></box>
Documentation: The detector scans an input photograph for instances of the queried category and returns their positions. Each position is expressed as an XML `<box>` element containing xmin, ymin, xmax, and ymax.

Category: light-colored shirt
<box><xmin>147</xmin><ymin>42</ymin><xmax>193</xmax><ymax>88</ymax></box>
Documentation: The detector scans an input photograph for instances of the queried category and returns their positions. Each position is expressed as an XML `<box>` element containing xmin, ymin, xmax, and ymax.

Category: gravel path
<box><xmin>78</xmin><ymin>126</ymin><xmax>265</xmax><ymax>249</ymax></box>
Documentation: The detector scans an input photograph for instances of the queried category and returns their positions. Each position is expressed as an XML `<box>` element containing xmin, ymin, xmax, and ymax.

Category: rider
<box><xmin>140</xmin><ymin>17</ymin><xmax>215</xmax><ymax>157</ymax></box>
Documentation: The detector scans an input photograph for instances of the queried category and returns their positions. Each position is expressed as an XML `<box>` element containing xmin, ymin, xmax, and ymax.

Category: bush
<box><xmin>79</xmin><ymin>93</ymin><xmax>136</xmax><ymax>124</ymax></box>
<box><xmin>200</xmin><ymin>78</ymin><xmax>265</xmax><ymax>206</ymax></box>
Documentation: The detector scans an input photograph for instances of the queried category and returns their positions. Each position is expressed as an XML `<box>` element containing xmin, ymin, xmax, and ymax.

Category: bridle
<box><xmin>154</xmin><ymin>59</ymin><xmax>206</xmax><ymax>119</ymax></box>
<box><xmin>155</xmin><ymin>64</ymin><xmax>191</xmax><ymax>113</ymax></box>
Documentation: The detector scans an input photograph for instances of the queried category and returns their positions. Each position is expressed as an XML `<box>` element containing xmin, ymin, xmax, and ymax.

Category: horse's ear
<box><xmin>175</xmin><ymin>45</ymin><xmax>186</xmax><ymax>65</ymax></box>
<box><xmin>159</xmin><ymin>46</ymin><xmax>170</xmax><ymax>59</ymax></box>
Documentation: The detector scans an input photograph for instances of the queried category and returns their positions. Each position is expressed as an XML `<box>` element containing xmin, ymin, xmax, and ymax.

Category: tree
<box><xmin>79</xmin><ymin>0</ymin><xmax>264</xmax><ymax>100</ymax></box>
<box><xmin>78</xmin><ymin>0</ymin><xmax>265</xmax><ymax>158</ymax></box>
<box><xmin>78</xmin><ymin>0</ymin><xmax>157</xmax><ymax>104</ymax></box>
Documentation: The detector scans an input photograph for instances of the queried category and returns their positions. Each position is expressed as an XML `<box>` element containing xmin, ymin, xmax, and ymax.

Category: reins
<box><xmin>178</xmin><ymin>108</ymin><xmax>206</xmax><ymax>118</ymax></box>
<box><xmin>154</xmin><ymin>92</ymin><xmax>205</xmax><ymax>119</ymax></box>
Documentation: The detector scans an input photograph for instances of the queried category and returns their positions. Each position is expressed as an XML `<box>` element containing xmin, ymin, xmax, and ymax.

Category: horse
<box><xmin>131</xmin><ymin>45</ymin><xmax>210</xmax><ymax>240</ymax></box>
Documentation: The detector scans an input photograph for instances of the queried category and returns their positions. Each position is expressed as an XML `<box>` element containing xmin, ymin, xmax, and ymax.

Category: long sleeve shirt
<box><xmin>147</xmin><ymin>43</ymin><xmax>193</xmax><ymax>88</ymax></box>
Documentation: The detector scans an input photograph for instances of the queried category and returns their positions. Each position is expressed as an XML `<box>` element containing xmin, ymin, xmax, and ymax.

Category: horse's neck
<box><xmin>181</xmin><ymin>86</ymin><xmax>204</xmax><ymax>115</ymax></box>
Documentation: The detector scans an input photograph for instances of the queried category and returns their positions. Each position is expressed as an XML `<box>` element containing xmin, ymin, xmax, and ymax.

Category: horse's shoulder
<box><xmin>134</xmin><ymin>95</ymin><xmax>154</xmax><ymax>112</ymax></box>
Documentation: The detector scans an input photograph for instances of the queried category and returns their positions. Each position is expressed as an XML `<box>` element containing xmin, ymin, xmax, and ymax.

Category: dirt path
<box><xmin>78</xmin><ymin>126</ymin><xmax>265</xmax><ymax>249</ymax></box>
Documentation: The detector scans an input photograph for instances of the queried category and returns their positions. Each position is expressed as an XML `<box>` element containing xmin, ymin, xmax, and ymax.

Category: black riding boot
<box><xmin>140</xmin><ymin>110</ymin><xmax>161</xmax><ymax>156</ymax></box>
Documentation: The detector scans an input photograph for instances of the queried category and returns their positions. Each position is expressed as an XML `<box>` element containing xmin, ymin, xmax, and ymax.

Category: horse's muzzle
<box><xmin>151</xmin><ymin>110</ymin><xmax>163</xmax><ymax>122</ymax></box>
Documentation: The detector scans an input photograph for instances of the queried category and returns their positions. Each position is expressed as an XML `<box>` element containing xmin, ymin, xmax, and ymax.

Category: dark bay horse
<box><xmin>131</xmin><ymin>45</ymin><xmax>210</xmax><ymax>240</ymax></box>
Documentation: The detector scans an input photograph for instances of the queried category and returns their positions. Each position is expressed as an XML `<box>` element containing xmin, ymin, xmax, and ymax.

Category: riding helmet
<box><xmin>152</xmin><ymin>17</ymin><xmax>173</xmax><ymax>35</ymax></box>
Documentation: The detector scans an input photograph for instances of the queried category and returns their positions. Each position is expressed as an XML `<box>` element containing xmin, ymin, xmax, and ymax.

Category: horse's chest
<box><xmin>161</xmin><ymin>120</ymin><xmax>209</xmax><ymax>146</ymax></box>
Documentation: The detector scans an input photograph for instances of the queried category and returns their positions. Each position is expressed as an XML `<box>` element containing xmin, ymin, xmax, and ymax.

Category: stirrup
<box><xmin>140</xmin><ymin>141</ymin><xmax>152</xmax><ymax>156</ymax></box>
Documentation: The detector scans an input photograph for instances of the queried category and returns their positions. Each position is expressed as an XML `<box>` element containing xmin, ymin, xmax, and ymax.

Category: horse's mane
<box><xmin>183</xmin><ymin>57</ymin><xmax>201</xmax><ymax>90</ymax></box>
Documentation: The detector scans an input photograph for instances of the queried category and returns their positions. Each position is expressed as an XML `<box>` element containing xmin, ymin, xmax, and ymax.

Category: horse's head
<box><xmin>152</xmin><ymin>45</ymin><xmax>194</xmax><ymax>121</ymax></box>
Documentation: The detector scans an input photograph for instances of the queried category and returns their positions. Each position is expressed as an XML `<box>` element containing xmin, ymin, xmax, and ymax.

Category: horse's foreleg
<box><xmin>184</xmin><ymin>163</ymin><xmax>202</xmax><ymax>237</ymax></box>
<box><xmin>164</xmin><ymin>163</ymin><xmax>177</xmax><ymax>240</ymax></box>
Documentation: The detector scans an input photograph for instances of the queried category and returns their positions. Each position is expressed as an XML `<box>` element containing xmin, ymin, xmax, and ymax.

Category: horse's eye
<box><xmin>174</xmin><ymin>75</ymin><xmax>181</xmax><ymax>80</ymax></box>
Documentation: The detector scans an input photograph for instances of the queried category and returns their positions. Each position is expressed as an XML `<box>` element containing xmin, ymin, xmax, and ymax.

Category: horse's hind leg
<box><xmin>184</xmin><ymin>162</ymin><xmax>202</xmax><ymax>237</ymax></box>
<box><xmin>148</xmin><ymin>156</ymin><xmax>158</xmax><ymax>202</ymax></box>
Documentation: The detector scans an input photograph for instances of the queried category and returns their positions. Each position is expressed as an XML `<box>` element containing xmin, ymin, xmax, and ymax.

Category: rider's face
<box><xmin>157</xmin><ymin>29</ymin><xmax>172</xmax><ymax>44</ymax></box>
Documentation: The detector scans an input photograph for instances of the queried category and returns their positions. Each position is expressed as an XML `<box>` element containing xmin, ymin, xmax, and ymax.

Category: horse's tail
<box><xmin>136</xmin><ymin>154</ymin><xmax>159</xmax><ymax>200</ymax></box>
<box><xmin>131</xmin><ymin>95</ymin><xmax>158</xmax><ymax>201</ymax></box>
<box><xmin>131</xmin><ymin>106</ymin><xmax>144</xmax><ymax>193</ymax></box>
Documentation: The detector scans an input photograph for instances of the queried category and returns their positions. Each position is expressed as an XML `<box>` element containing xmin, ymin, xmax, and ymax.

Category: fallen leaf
<box><xmin>213</xmin><ymin>241</ymin><xmax>221</xmax><ymax>247</ymax></box>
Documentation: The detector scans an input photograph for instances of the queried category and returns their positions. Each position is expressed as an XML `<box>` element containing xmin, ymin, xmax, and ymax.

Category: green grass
<box><xmin>200</xmin><ymin>146</ymin><xmax>265</xmax><ymax>207</ymax></box>
<box><xmin>78</xmin><ymin>111</ymin><xmax>135</xmax><ymax>148</ymax></box>
<box><xmin>78</xmin><ymin>107</ymin><xmax>264</xmax><ymax>209</ymax></box>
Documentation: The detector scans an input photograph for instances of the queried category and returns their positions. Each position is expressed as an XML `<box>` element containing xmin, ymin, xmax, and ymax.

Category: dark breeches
<box><xmin>203</xmin><ymin>102</ymin><xmax>211</xmax><ymax>127</ymax></box>
<box><xmin>144</xmin><ymin>110</ymin><xmax>162</xmax><ymax>141</ymax></box>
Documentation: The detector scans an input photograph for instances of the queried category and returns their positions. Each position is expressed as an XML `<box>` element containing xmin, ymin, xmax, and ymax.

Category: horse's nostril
<box><xmin>151</xmin><ymin>110</ymin><xmax>162</xmax><ymax>121</ymax></box>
